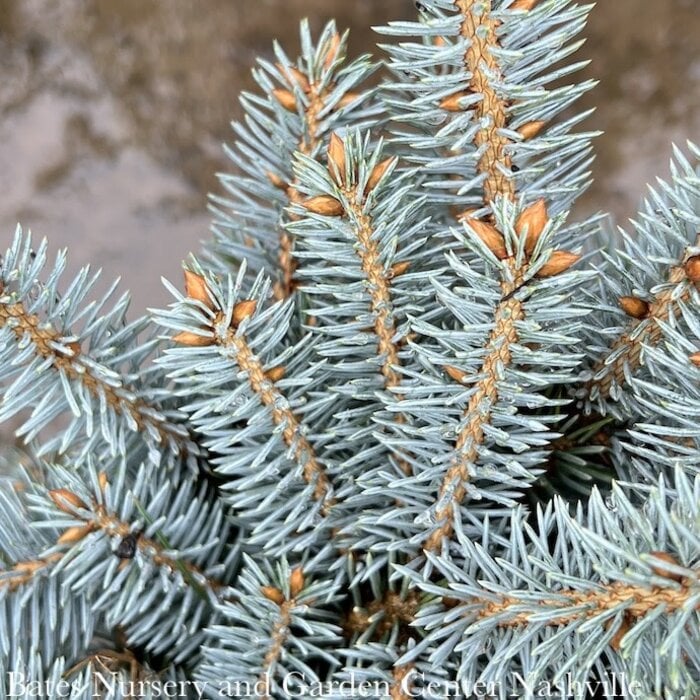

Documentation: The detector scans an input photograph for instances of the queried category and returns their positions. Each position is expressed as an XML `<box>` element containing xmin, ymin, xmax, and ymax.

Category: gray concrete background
<box><xmin>1</xmin><ymin>0</ymin><xmax>699</xmax><ymax>312</ymax></box>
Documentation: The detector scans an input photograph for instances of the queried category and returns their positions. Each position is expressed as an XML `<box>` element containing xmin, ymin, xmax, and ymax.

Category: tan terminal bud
<box><xmin>272</xmin><ymin>88</ymin><xmax>297</xmax><ymax>112</ymax></box>
<box><xmin>468</xmin><ymin>220</ymin><xmax>508</xmax><ymax>259</ymax></box>
<box><xmin>608</xmin><ymin>615</ymin><xmax>631</xmax><ymax>652</ymax></box>
<box><xmin>184</xmin><ymin>270</ymin><xmax>212</xmax><ymax>308</ymax></box>
<box><xmin>536</xmin><ymin>251</ymin><xmax>580</xmax><ymax>277</ymax></box>
<box><xmin>327</xmin><ymin>133</ymin><xmax>347</xmax><ymax>185</ymax></box>
<box><xmin>98</xmin><ymin>472</ymin><xmax>109</xmax><ymax>493</ymax></box>
<box><xmin>303</xmin><ymin>195</ymin><xmax>344</xmax><ymax>217</ymax></box>
<box><xmin>684</xmin><ymin>255</ymin><xmax>700</xmax><ymax>283</ymax></box>
<box><xmin>289</xmin><ymin>567</ymin><xmax>305</xmax><ymax>597</ymax></box>
<box><xmin>515</xmin><ymin>199</ymin><xmax>548</xmax><ymax>255</ymax></box>
<box><xmin>172</xmin><ymin>331</ymin><xmax>213</xmax><ymax>347</ymax></box>
<box><xmin>648</xmin><ymin>551</ymin><xmax>684</xmax><ymax>582</ymax></box>
<box><xmin>445</xmin><ymin>365</ymin><xmax>468</xmax><ymax>383</ymax></box>
<box><xmin>265</xmin><ymin>366</ymin><xmax>285</xmax><ymax>382</ymax></box>
<box><xmin>276</xmin><ymin>63</ymin><xmax>310</xmax><ymax>93</ymax></box>
<box><xmin>325</xmin><ymin>32</ymin><xmax>342</xmax><ymax>70</ymax></box>
<box><xmin>232</xmin><ymin>300</ymin><xmax>258</xmax><ymax>326</ymax></box>
<box><xmin>517</xmin><ymin>120</ymin><xmax>546</xmax><ymax>140</ymax></box>
<box><xmin>439</xmin><ymin>90</ymin><xmax>471</xmax><ymax>112</ymax></box>
<box><xmin>261</xmin><ymin>586</ymin><xmax>286</xmax><ymax>606</ymax></box>
<box><xmin>618</xmin><ymin>296</ymin><xmax>650</xmax><ymax>319</ymax></box>
<box><xmin>690</xmin><ymin>351</ymin><xmax>700</xmax><ymax>367</ymax></box>
<box><xmin>57</xmin><ymin>524</ymin><xmax>94</xmax><ymax>545</ymax></box>
<box><xmin>49</xmin><ymin>489</ymin><xmax>88</xmax><ymax>514</ymax></box>
<box><xmin>365</xmin><ymin>157</ymin><xmax>395</xmax><ymax>195</ymax></box>
<box><xmin>511</xmin><ymin>0</ymin><xmax>540</xmax><ymax>10</ymax></box>
<box><xmin>390</xmin><ymin>261</ymin><xmax>411</xmax><ymax>278</ymax></box>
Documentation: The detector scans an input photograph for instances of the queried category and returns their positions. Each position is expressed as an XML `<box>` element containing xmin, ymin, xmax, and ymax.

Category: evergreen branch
<box><xmin>455</xmin><ymin>0</ymin><xmax>514</xmax><ymax>202</ymax></box>
<box><xmin>217</xmin><ymin>320</ymin><xmax>333</xmax><ymax>508</ymax></box>
<box><xmin>206</xmin><ymin>20</ymin><xmax>377</xmax><ymax>314</ymax></box>
<box><xmin>426</xmin><ymin>261</ymin><xmax>525</xmax><ymax>550</ymax></box>
<box><xmin>155</xmin><ymin>266</ymin><xmax>341</xmax><ymax>548</ymax></box>
<box><xmin>46</xmin><ymin>483</ymin><xmax>230</xmax><ymax>601</ymax></box>
<box><xmin>130</xmin><ymin>497</ymin><xmax>226</xmax><ymax>600</ymax></box>
<box><xmin>273</xmin><ymin>31</ymin><xmax>348</xmax><ymax>300</ymax></box>
<box><xmin>258</xmin><ymin>588</ymin><xmax>299</xmax><ymax>700</ymax></box>
<box><xmin>28</xmin><ymin>460</ymin><xmax>239</xmax><ymax>663</ymax></box>
<box><xmin>467</xmin><ymin>571</ymin><xmax>699</xmax><ymax>628</ymax></box>
<box><xmin>195</xmin><ymin>555</ymin><xmax>343</xmax><ymax>696</ymax></box>
<box><xmin>587</xmin><ymin>234</ymin><xmax>699</xmax><ymax>402</ymax></box>
<box><xmin>0</xmin><ymin>297</ymin><xmax>190</xmax><ymax>451</ymax></box>
<box><xmin>400</xmin><ymin>468</ymin><xmax>700</xmax><ymax>693</ymax></box>
<box><xmin>308</xmin><ymin>134</ymin><xmax>415</xmax><ymax>476</ymax></box>
<box><xmin>390</xmin><ymin>665</ymin><xmax>414</xmax><ymax>700</ymax></box>
<box><xmin>63</xmin><ymin>645</ymin><xmax>156</xmax><ymax>691</ymax></box>
<box><xmin>0</xmin><ymin>551</ymin><xmax>62</xmax><ymax>591</ymax></box>
<box><xmin>0</xmin><ymin>230</ymin><xmax>197</xmax><ymax>466</ymax></box>
<box><xmin>343</xmin><ymin>179</ymin><xmax>403</xmax><ymax>388</ymax></box>
<box><xmin>344</xmin><ymin>589</ymin><xmax>420</xmax><ymax>640</ymax></box>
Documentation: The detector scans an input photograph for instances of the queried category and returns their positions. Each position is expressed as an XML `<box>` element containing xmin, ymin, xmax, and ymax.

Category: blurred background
<box><xmin>1</xmin><ymin>0</ymin><xmax>699</xmax><ymax>312</ymax></box>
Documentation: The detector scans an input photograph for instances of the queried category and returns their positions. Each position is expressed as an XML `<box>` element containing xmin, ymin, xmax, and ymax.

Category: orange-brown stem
<box><xmin>218</xmin><ymin>324</ymin><xmax>333</xmax><ymax>510</ymax></box>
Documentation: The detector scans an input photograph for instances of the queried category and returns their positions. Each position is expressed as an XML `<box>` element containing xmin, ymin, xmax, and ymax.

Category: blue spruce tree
<box><xmin>1</xmin><ymin>2</ymin><xmax>699</xmax><ymax>699</ymax></box>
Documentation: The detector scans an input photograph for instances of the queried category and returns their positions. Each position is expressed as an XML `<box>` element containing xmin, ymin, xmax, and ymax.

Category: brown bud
<box><xmin>172</xmin><ymin>330</ymin><xmax>213</xmax><ymax>347</ymax></box>
<box><xmin>608</xmin><ymin>615</ymin><xmax>631</xmax><ymax>652</ymax></box>
<box><xmin>365</xmin><ymin>157</ymin><xmax>396</xmax><ymax>195</ymax></box>
<box><xmin>325</xmin><ymin>32</ymin><xmax>342</xmax><ymax>70</ymax></box>
<box><xmin>337</xmin><ymin>92</ymin><xmax>361</xmax><ymax>109</ymax></box>
<box><xmin>511</xmin><ymin>0</ymin><xmax>540</xmax><ymax>10</ymax></box>
<box><xmin>289</xmin><ymin>567</ymin><xmax>305</xmax><ymax>598</ymax></box>
<box><xmin>327</xmin><ymin>133</ymin><xmax>347</xmax><ymax>185</ymax></box>
<box><xmin>445</xmin><ymin>365</ymin><xmax>468</xmax><ymax>383</ymax></box>
<box><xmin>302</xmin><ymin>195</ymin><xmax>344</xmax><ymax>216</ymax></box>
<box><xmin>276</xmin><ymin>63</ymin><xmax>310</xmax><ymax>93</ymax></box>
<box><xmin>49</xmin><ymin>489</ymin><xmax>88</xmax><ymax>514</ymax></box>
<box><xmin>690</xmin><ymin>351</ymin><xmax>700</xmax><ymax>367</ymax></box>
<box><xmin>261</xmin><ymin>585</ymin><xmax>286</xmax><ymax>605</ymax></box>
<box><xmin>536</xmin><ymin>251</ymin><xmax>580</xmax><ymax>277</ymax></box>
<box><xmin>515</xmin><ymin>199</ymin><xmax>548</xmax><ymax>255</ymax></box>
<box><xmin>442</xmin><ymin>596</ymin><xmax>461</xmax><ymax>609</ymax></box>
<box><xmin>517</xmin><ymin>120</ymin><xmax>546</xmax><ymax>140</ymax></box>
<box><xmin>439</xmin><ymin>90</ymin><xmax>471</xmax><ymax>112</ymax></box>
<box><xmin>619</xmin><ymin>296</ymin><xmax>650</xmax><ymax>319</ymax></box>
<box><xmin>648</xmin><ymin>551</ymin><xmax>684</xmax><ymax>582</ymax></box>
<box><xmin>684</xmin><ymin>255</ymin><xmax>700</xmax><ymax>283</ymax></box>
<box><xmin>265</xmin><ymin>366</ymin><xmax>285</xmax><ymax>382</ymax></box>
<box><xmin>60</xmin><ymin>340</ymin><xmax>81</xmax><ymax>357</ymax></box>
<box><xmin>98</xmin><ymin>472</ymin><xmax>109</xmax><ymax>493</ymax></box>
<box><xmin>57</xmin><ymin>524</ymin><xmax>94</xmax><ymax>545</ymax></box>
<box><xmin>468</xmin><ymin>220</ymin><xmax>508</xmax><ymax>259</ymax></box>
<box><xmin>232</xmin><ymin>299</ymin><xmax>257</xmax><ymax>326</ymax></box>
<box><xmin>266</xmin><ymin>171</ymin><xmax>288</xmax><ymax>191</ymax></box>
<box><xmin>272</xmin><ymin>88</ymin><xmax>297</xmax><ymax>112</ymax></box>
<box><xmin>390</xmin><ymin>261</ymin><xmax>410</xmax><ymax>278</ymax></box>
<box><xmin>433</xmin><ymin>36</ymin><xmax>446</xmax><ymax>47</ymax></box>
<box><xmin>184</xmin><ymin>270</ymin><xmax>212</xmax><ymax>308</ymax></box>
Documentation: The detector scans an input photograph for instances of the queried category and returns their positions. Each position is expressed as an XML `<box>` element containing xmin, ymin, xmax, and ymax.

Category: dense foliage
<box><xmin>1</xmin><ymin>2</ymin><xmax>699</xmax><ymax>698</ymax></box>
